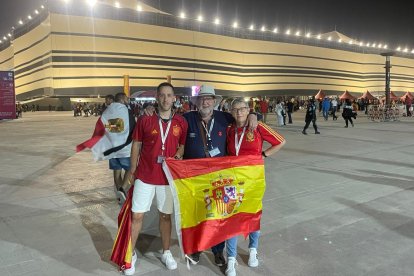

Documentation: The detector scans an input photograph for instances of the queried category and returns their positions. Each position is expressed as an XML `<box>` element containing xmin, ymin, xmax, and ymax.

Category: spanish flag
<box><xmin>110</xmin><ymin>188</ymin><xmax>134</xmax><ymax>270</ymax></box>
<box><xmin>163</xmin><ymin>155</ymin><xmax>265</xmax><ymax>255</ymax></box>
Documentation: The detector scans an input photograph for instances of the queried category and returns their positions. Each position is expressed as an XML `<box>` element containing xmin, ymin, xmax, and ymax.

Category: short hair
<box><xmin>115</xmin><ymin>92</ymin><xmax>127</xmax><ymax>103</ymax></box>
<box><xmin>105</xmin><ymin>94</ymin><xmax>114</xmax><ymax>101</ymax></box>
<box><xmin>157</xmin><ymin>82</ymin><xmax>175</xmax><ymax>95</ymax></box>
<box><xmin>231</xmin><ymin>98</ymin><xmax>248</xmax><ymax>109</ymax></box>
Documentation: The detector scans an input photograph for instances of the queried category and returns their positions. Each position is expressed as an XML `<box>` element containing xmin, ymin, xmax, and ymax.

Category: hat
<box><xmin>190</xmin><ymin>85</ymin><xmax>223</xmax><ymax>104</ymax></box>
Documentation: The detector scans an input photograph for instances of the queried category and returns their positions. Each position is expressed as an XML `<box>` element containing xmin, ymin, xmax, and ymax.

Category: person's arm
<box><xmin>129</xmin><ymin>140</ymin><xmax>142</xmax><ymax>183</ymax></box>
<box><xmin>258</xmin><ymin>122</ymin><xmax>286</xmax><ymax>158</ymax></box>
<box><xmin>246</xmin><ymin>113</ymin><xmax>258</xmax><ymax>131</ymax></box>
<box><xmin>174</xmin><ymin>144</ymin><xmax>185</xmax><ymax>160</ymax></box>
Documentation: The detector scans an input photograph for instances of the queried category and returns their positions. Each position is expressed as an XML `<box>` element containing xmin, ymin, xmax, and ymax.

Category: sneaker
<box><xmin>225</xmin><ymin>257</ymin><xmax>237</xmax><ymax>276</ymax></box>
<box><xmin>214</xmin><ymin>252</ymin><xmax>226</xmax><ymax>267</ymax></box>
<box><xmin>344</xmin><ymin>125</ymin><xmax>348</xmax><ymax>128</ymax></box>
<box><xmin>161</xmin><ymin>250</ymin><xmax>177</xmax><ymax>270</ymax></box>
<box><xmin>123</xmin><ymin>251</ymin><xmax>137</xmax><ymax>275</ymax></box>
<box><xmin>189</xmin><ymin>252</ymin><xmax>201</xmax><ymax>264</ymax></box>
<box><xmin>315</xmin><ymin>131</ymin><xmax>320</xmax><ymax>134</ymax></box>
<box><xmin>248</xmin><ymin>248</ymin><xmax>259</xmax><ymax>267</ymax></box>
<box><xmin>117</xmin><ymin>187</ymin><xmax>127</xmax><ymax>205</ymax></box>
<box><xmin>302</xmin><ymin>130</ymin><xmax>307</xmax><ymax>135</ymax></box>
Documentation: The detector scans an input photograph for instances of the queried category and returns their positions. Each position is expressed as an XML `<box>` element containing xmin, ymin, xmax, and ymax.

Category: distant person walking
<box><xmin>302</xmin><ymin>97</ymin><xmax>320</xmax><ymax>135</ymax></box>
<box><xmin>342</xmin><ymin>99</ymin><xmax>354</xmax><ymax>128</ymax></box>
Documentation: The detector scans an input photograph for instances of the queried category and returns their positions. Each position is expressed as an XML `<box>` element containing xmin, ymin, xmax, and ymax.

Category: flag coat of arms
<box><xmin>76</xmin><ymin>103</ymin><xmax>131</xmax><ymax>160</ymax></box>
<box><xmin>163</xmin><ymin>155</ymin><xmax>265</xmax><ymax>255</ymax></box>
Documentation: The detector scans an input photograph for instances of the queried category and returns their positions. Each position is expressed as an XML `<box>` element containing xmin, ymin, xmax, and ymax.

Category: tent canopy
<box><xmin>400</xmin><ymin>91</ymin><xmax>413</xmax><ymax>101</ymax></box>
<box><xmin>339</xmin><ymin>91</ymin><xmax>355</xmax><ymax>100</ymax></box>
<box><xmin>314</xmin><ymin>90</ymin><xmax>325</xmax><ymax>100</ymax></box>
<box><xmin>359</xmin><ymin>91</ymin><xmax>376</xmax><ymax>100</ymax></box>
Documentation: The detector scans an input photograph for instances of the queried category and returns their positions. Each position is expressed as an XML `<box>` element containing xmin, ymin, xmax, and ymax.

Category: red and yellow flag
<box><xmin>163</xmin><ymin>155</ymin><xmax>265</xmax><ymax>255</ymax></box>
<box><xmin>110</xmin><ymin>188</ymin><xmax>134</xmax><ymax>271</ymax></box>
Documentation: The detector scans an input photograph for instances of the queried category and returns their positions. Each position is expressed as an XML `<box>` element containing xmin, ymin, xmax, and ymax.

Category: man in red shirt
<box><xmin>258</xmin><ymin>97</ymin><xmax>269</xmax><ymax>123</ymax></box>
<box><xmin>124</xmin><ymin>82</ymin><xmax>188</xmax><ymax>275</ymax></box>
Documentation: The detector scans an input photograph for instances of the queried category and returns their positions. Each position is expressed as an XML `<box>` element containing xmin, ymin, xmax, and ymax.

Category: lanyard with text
<box><xmin>157</xmin><ymin>114</ymin><xmax>172</xmax><ymax>163</ymax></box>
<box><xmin>201</xmin><ymin>118</ymin><xmax>215</xmax><ymax>149</ymax></box>
<box><xmin>235</xmin><ymin>126</ymin><xmax>246</xmax><ymax>156</ymax></box>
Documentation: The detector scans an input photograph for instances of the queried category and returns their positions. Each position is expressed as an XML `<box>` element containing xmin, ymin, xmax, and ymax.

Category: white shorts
<box><xmin>131</xmin><ymin>179</ymin><xmax>174</xmax><ymax>214</ymax></box>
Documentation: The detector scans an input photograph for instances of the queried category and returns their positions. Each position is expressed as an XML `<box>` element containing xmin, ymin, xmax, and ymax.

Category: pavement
<box><xmin>1</xmin><ymin>110</ymin><xmax>414</xmax><ymax>276</ymax></box>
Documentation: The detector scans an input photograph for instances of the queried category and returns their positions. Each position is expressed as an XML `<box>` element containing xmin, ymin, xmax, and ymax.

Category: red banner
<box><xmin>0</xmin><ymin>71</ymin><xmax>16</xmax><ymax>120</ymax></box>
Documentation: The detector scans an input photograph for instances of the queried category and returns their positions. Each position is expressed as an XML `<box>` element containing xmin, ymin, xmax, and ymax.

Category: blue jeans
<box><xmin>211</xmin><ymin>241</ymin><xmax>225</xmax><ymax>255</ymax></box>
<box><xmin>226</xmin><ymin>231</ymin><xmax>260</xmax><ymax>257</ymax></box>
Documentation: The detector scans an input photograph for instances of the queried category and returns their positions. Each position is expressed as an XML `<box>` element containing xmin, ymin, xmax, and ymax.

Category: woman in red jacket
<box><xmin>225</xmin><ymin>98</ymin><xmax>286</xmax><ymax>276</ymax></box>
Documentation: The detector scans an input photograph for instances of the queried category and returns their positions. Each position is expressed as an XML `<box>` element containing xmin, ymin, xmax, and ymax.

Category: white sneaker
<box><xmin>123</xmin><ymin>251</ymin><xmax>137</xmax><ymax>275</ymax></box>
<box><xmin>225</xmin><ymin>257</ymin><xmax>237</xmax><ymax>276</ymax></box>
<box><xmin>248</xmin><ymin>248</ymin><xmax>259</xmax><ymax>267</ymax></box>
<box><xmin>161</xmin><ymin>250</ymin><xmax>177</xmax><ymax>270</ymax></box>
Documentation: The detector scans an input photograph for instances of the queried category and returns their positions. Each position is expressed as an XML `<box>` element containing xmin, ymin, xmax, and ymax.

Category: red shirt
<box><xmin>226</xmin><ymin>122</ymin><xmax>285</xmax><ymax>156</ymax></box>
<box><xmin>132</xmin><ymin>113</ymin><xmax>188</xmax><ymax>185</ymax></box>
<box><xmin>258</xmin><ymin>101</ymin><xmax>269</xmax><ymax>113</ymax></box>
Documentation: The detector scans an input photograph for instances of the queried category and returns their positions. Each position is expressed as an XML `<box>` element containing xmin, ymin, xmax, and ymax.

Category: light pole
<box><xmin>380</xmin><ymin>52</ymin><xmax>394</xmax><ymax>106</ymax></box>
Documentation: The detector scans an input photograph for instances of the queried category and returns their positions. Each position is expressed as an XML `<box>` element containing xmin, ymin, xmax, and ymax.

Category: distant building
<box><xmin>0</xmin><ymin>0</ymin><xmax>413</xmax><ymax>105</ymax></box>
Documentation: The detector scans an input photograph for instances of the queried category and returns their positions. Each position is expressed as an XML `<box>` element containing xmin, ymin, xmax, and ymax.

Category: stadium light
<box><xmin>404</xmin><ymin>48</ymin><xmax>408</xmax><ymax>52</ymax></box>
<box><xmin>317</xmin><ymin>34</ymin><xmax>321</xmax><ymax>39</ymax></box>
<box><xmin>295</xmin><ymin>30</ymin><xmax>300</xmax><ymax>36</ymax></box>
<box><xmin>261</xmin><ymin>26</ymin><xmax>266</xmax><ymax>32</ymax></box>
<box><xmin>28</xmin><ymin>15</ymin><xmax>32</xmax><ymax>20</ymax></box>
<box><xmin>41</xmin><ymin>5</ymin><xmax>45</xmax><ymax>9</ymax></box>
<box><xmin>384</xmin><ymin>45</ymin><xmax>388</xmax><ymax>49</ymax></box>
<box><xmin>366</xmin><ymin>43</ymin><xmax>370</xmax><ymax>47</ymax></box>
<box><xmin>349</xmin><ymin>40</ymin><xmax>353</xmax><ymax>45</ymax></box>
<box><xmin>411</xmin><ymin>49</ymin><xmax>414</xmax><ymax>53</ymax></box>
<box><xmin>7</xmin><ymin>33</ymin><xmax>11</xmax><ymax>37</ymax></box>
<box><xmin>396</xmin><ymin>47</ymin><xmax>401</xmax><ymax>51</ymax></box>
<box><xmin>378</xmin><ymin>43</ymin><xmax>382</xmax><ymax>48</ymax></box>
<box><xmin>179</xmin><ymin>12</ymin><xmax>186</xmax><ymax>19</ymax></box>
<box><xmin>197</xmin><ymin>15</ymin><xmax>203</xmax><ymax>22</ymax></box>
<box><xmin>87</xmin><ymin>0</ymin><xmax>97</xmax><ymax>7</ymax></box>
<box><xmin>3</xmin><ymin>36</ymin><xmax>7</xmax><ymax>40</ymax></box>
<box><xmin>214</xmin><ymin>18</ymin><xmax>220</xmax><ymax>24</ymax></box>
<box><xmin>137</xmin><ymin>4</ymin><xmax>142</xmax><ymax>11</ymax></box>
<box><xmin>359</xmin><ymin>42</ymin><xmax>363</xmax><ymax>46</ymax></box>
<box><xmin>249</xmin><ymin>24</ymin><xmax>255</xmax><ymax>31</ymax></box>
<box><xmin>306</xmin><ymin>32</ymin><xmax>311</xmax><ymax>38</ymax></box>
<box><xmin>285</xmin><ymin>29</ymin><xmax>291</xmax><ymax>35</ymax></box>
<box><xmin>372</xmin><ymin>43</ymin><xmax>376</xmax><ymax>47</ymax></box>
<box><xmin>273</xmin><ymin>27</ymin><xmax>278</xmax><ymax>33</ymax></box>
<box><xmin>34</xmin><ymin>9</ymin><xmax>39</xmax><ymax>14</ymax></box>
<box><xmin>232</xmin><ymin>21</ymin><xmax>238</xmax><ymax>28</ymax></box>
<box><xmin>18</xmin><ymin>20</ymin><xmax>23</xmax><ymax>25</ymax></box>
<box><xmin>115</xmin><ymin>1</ymin><xmax>120</xmax><ymax>8</ymax></box>
<box><xmin>338</xmin><ymin>39</ymin><xmax>342</xmax><ymax>43</ymax></box>
<box><xmin>327</xmin><ymin>36</ymin><xmax>332</xmax><ymax>41</ymax></box>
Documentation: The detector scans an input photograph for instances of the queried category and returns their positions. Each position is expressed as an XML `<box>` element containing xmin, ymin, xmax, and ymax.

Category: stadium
<box><xmin>1</xmin><ymin>0</ymin><xmax>414</xmax><ymax>109</ymax></box>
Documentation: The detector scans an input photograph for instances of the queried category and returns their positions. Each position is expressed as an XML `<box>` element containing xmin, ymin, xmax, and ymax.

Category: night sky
<box><xmin>1</xmin><ymin>0</ymin><xmax>414</xmax><ymax>49</ymax></box>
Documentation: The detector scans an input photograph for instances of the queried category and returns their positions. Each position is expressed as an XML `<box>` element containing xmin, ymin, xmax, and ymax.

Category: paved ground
<box><xmin>1</xmin><ymin>110</ymin><xmax>414</xmax><ymax>276</ymax></box>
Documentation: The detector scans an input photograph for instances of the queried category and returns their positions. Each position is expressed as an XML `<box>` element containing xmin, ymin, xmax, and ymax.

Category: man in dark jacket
<box><xmin>302</xmin><ymin>97</ymin><xmax>320</xmax><ymax>135</ymax></box>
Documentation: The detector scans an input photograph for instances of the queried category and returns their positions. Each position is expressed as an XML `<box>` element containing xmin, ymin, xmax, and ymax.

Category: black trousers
<box><xmin>344</xmin><ymin>117</ymin><xmax>353</xmax><ymax>126</ymax></box>
<box><xmin>303</xmin><ymin>119</ymin><xmax>318</xmax><ymax>132</ymax></box>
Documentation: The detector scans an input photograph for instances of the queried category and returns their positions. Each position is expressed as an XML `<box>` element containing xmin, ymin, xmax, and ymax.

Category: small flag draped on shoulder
<box><xmin>163</xmin><ymin>155</ymin><xmax>265</xmax><ymax>256</ymax></box>
<box><xmin>76</xmin><ymin>103</ymin><xmax>131</xmax><ymax>161</ymax></box>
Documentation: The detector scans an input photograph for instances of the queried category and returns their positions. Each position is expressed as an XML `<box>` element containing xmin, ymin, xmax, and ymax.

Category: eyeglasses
<box><xmin>231</xmin><ymin>107</ymin><xmax>249</xmax><ymax>113</ymax></box>
<box><xmin>198</xmin><ymin>96</ymin><xmax>215</xmax><ymax>102</ymax></box>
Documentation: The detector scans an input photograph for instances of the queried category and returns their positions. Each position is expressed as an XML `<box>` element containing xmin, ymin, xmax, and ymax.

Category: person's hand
<box><xmin>173</xmin><ymin>154</ymin><xmax>183</xmax><ymax>160</ymax></box>
<box><xmin>246</xmin><ymin>113</ymin><xmax>258</xmax><ymax>131</ymax></box>
<box><xmin>128</xmin><ymin>169</ymin><xmax>136</xmax><ymax>184</ymax></box>
<box><xmin>144</xmin><ymin>105</ymin><xmax>155</xmax><ymax>116</ymax></box>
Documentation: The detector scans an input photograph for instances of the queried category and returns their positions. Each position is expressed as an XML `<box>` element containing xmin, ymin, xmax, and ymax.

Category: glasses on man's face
<box><xmin>198</xmin><ymin>96</ymin><xmax>215</xmax><ymax>102</ymax></box>
<box><xmin>231</xmin><ymin>107</ymin><xmax>249</xmax><ymax>113</ymax></box>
